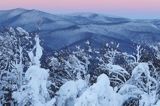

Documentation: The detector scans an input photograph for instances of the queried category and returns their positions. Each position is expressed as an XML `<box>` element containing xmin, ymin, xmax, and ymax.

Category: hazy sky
<box><xmin>0</xmin><ymin>0</ymin><xmax>160</xmax><ymax>18</ymax></box>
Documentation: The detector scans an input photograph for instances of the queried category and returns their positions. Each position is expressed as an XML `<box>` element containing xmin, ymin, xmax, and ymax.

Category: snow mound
<box><xmin>75</xmin><ymin>74</ymin><xmax>123</xmax><ymax>106</ymax></box>
<box><xmin>131</xmin><ymin>63</ymin><xmax>149</xmax><ymax>79</ymax></box>
<box><xmin>56</xmin><ymin>79</ymin><xmax>87</xmax><ymax>106</ymax></box>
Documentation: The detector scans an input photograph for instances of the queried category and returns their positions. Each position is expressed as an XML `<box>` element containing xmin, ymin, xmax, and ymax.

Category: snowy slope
<box><xmin>0</xmin><ymin>8</ymin><xmax>160</xmax><ymax>52</ymax></box>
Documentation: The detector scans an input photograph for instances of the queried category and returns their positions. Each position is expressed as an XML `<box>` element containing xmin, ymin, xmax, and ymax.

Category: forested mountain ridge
<box><xmin>0</xmin><ymin>8</ymin><xmax>160</xmax><ymax>52</ymax></box>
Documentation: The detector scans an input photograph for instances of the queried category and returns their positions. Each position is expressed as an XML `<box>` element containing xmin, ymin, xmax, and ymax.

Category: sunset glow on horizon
<box><xmin>0</xmin><ymin>0</ymin><xmax>160</xmax><ymax>18</ymax></box>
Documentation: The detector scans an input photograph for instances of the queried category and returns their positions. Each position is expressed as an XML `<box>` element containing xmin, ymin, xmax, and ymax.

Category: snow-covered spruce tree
<box><xmin>46</xmin><ymin>45</ymin><xmax>91</xmax><ymax>106</ymax></box>
<box><xmin>149</xmin><ymin>43</ymin><xmax>160</xmax><ymax>60</ymax></box>
<box><xmin>96</xmin><ymin>43</ymin><xmax>130</xmax><ymax>89</ymax></box>
<box><xmin>134</xmin><ymin>45</ymin><xmax>143</xmax><ymax>63</ymax></box>
<box><xmin>63</xmin><ymin>54</ymin><xmax>86</xmax><ymax>79</ymax></box>
<box><xmin>0</xmin><ymin>27</ymin><xmax>35</xmax><ymax>105</ymax></box>
<box><xmin>119</xmin><ymin>63</ymin><xmax>158</xmax><ymax>106</ymax></box>
<box><xmin>46</xmin><ymin>44</ymin><xmax>91</xmax><ymax>95</ymax></box>
<box><xmin>145</xmin><ymin>43</ymin><xmax>160</xmax><ymax>104</ymax></box>
<box><xmin>13</xmin><ymin>35</ymin><xmax>55</xmax><ymax>106</ymax></box>
<box><xmin>117</xmin><ymin>44</ymin><xmax>160</xmax><ymax>106</ymax></box>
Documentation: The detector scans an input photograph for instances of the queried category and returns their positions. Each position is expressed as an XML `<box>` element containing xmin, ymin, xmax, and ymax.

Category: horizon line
<box><xmin>1</xmin><ymin>7</ymin><xmax>160</xmax><ymax>20</ymax></box>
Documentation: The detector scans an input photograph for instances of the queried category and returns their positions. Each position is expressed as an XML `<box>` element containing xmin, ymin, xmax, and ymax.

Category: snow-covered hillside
<box><xmin>0</xmin><ymin>8</ymin><xmax>160</xmax><ymax>52</ymax></box>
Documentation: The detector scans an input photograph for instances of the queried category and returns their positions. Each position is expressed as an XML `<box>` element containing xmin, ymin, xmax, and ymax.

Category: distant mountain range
<box><xmin>0</xmin><ymin>8</ymin><xmax>160</xmax><ymax>53</ymax></box>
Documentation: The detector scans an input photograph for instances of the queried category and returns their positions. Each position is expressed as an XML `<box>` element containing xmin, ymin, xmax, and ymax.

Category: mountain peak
<box><xmin>1</xmin><ymin>8</ymin><xmax>27</xmax><ymax>13</ymax></box>
<box><xmin>12</xmin><ymin>8</ymin><xmax>27</xmax><ymax>11</ymax></box>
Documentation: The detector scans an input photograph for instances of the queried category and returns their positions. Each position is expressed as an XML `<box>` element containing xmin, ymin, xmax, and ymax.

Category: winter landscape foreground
<box><xmin>1</xmin><ymin>9</ymin><xmax>160</xmax><ymax>106</ymax></box>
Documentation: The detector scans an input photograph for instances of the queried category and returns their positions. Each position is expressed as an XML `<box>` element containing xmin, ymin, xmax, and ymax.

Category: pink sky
<box><xmin>0</xmin><ymin>0</ymin><xmax>160</xmax><ymax>18</ymax></box>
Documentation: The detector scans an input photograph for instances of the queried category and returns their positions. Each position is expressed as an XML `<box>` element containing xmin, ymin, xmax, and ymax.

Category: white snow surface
<box><xmin>75</xmin><ymin>74</ymin><xmax>124</xmax><ymax>106</ymax></box>
<box><xmin>13</xmin><ymin>65</ymin><xmax>55</xmax><ymax>106</ymax></box>
<box><xmin>57</xmin><ymin>79</ymin><xmax>88</xmax><ymax>106</ymax></box>
<box><xmin>16</xmin><ymin>27</ymin><xmax>29</xmax><ymax>35</ymax></box>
